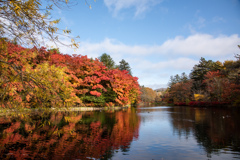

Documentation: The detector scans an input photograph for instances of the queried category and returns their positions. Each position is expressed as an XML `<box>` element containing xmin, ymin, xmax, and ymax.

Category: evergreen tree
<box><xmin>119</xmin><ymin>59</ymin><xmax>132</xmax><ymax>75</ymax></box>
<box><xmin>98</xmin><ymin>53</ymin><xmax>115</xmax><ymax>69</ymax></box>
<box><xmin>190</xmin><ymin>57</ymin><xmax>223</xmax><ymax>90</ymax></box>
<box><xmin>168</xmin><ymin>72</ymin><xmax>189</xmax><ymax>88</ymax></box>
<box><xmin>180</xmin><ymin>72</ymin><xmax>189</xmax><ymax>83</ymax></box>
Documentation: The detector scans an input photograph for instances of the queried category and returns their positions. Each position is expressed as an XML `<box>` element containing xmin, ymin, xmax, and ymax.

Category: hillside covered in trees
<box><xmin>164</xmin><ymin>55</ymin><xmax>240</xmax><ymax>106</ymax></box>
<box><xmin>0</xmin><ymin>40</ymin><xmax>141</xmax><ymax>108</ymax></box>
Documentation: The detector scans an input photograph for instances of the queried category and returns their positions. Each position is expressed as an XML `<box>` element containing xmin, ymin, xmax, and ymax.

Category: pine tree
<box><xmin>119</xmin><ymin>59</ymin><xmax>132</xmax><ymax>75</ymax></box>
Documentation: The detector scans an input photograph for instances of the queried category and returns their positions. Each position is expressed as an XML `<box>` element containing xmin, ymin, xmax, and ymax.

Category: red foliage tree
<box><xmin>49</xmin><ymin>53</ymin><xmax>141</xmax><ymax>106</ymax></box>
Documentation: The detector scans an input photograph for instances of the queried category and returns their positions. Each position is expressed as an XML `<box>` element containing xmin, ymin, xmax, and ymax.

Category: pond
<box><xmin>0</xmin><ymin>106</ymin><xmax>240</xmax><ymax>159</ymax></box>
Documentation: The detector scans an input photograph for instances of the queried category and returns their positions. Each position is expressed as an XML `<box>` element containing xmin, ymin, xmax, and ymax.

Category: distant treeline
<box><xmin>163</xmin><ymin>54</ymin><xmax>240</xmax><ymax>107</ymax></box>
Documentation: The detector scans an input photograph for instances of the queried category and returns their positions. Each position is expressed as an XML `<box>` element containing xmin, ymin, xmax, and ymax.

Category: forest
<box><xmin>163</xmin><ymin>54</ymin><xmax>240</xmax><ymax>107</ymax></box>
<box><xmin>0</xmin><ymin>40</ymin><xmax>141</xmax><ymax>108</ymax></box>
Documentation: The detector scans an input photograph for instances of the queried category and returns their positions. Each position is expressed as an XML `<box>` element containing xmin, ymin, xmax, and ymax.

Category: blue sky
<box><xmin>51</xmin><ymin>0</ymin><xmax>240</xmax><ymax>89</ymax></box>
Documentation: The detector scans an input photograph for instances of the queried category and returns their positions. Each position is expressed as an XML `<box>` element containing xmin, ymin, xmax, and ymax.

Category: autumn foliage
<box><xmin>140</xmin><ymin>86</ymin><xmax>157</xmax><ymax>103</ymax></box>
<box><xmin>0</xmin><ymin>40</ymin><xmax>141</xmax><ymax>108</ymax></box>
<box><xmin>165</xmin><ymin>56</ymin><xmax>240</xmax><ymax>107</ymax></box>
<box><xmin>0</xmin><ymin>108</ymin><xmax>140</xmax><ymax>159</ymax></box>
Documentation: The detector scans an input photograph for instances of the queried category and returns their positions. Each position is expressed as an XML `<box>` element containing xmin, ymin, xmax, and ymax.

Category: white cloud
<box><xmin>133</xmin><ymin>58</ymin><xmax>198</xmax><ymax>88</ymax></box>
<box><xmin>134</xmin><ymin>58</ymin><xmax>197</xmax><ymax>71</ymax></box>
<box><xmin>104</xmin><ymin>0</ymin><xmax>163</xmax><ymax>17</ymax></box>
<box><xmin>73</xmin><ymin>34</ymin><xmax>240</xmax><ymax>58</ymax></box>
<box><xmin>78</xmin><ymin>38</ymin><xmax>155</xmax><ymax>57</ymax></box>
<box><xmin>160</xmin><ymin>34</ymin><xmax>240</xmax><ymax>57</ymax></box>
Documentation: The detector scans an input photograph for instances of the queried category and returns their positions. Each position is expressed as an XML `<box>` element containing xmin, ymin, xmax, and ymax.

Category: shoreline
<box><xmin>0</xmin><ymin>106</ymin><xmax>131</xmax><ymax>116</ymax></box>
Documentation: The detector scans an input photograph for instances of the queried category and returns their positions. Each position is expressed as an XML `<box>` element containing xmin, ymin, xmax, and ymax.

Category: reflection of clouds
<box><xmin>113</xmin><ymin>106</ymin><xmax>203</xmax><ymax>160</ymax></box>
<box><xmin>113</xmin><ymin>106</ymin><xmax>240</xmax><ymax>160</ymax></box>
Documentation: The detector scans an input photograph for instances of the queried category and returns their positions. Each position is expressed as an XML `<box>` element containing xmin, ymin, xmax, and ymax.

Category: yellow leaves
<box><xmin>13</xmin><ymin>5</ymin><xmax>21</xmax><ymax>16</ymax></box>
<box><xmin>35</xmin><ymin>1</ymin><xmax>41</xmax><ymax>6</ymax></box>
<box><xmin>50</xmin><ymin>19</ymin><xmax>61</xmax><ymax>26</ymax></box>
<box><xmin>63</xmin><ymin>27</ymin><xmax>71</xmax><ymax>34</ymax></box>
<box><xmin>1</xmin><ymin>0</ymin><xmax>80</xmax><ymax>48</ymax></box>
<box><xmin>20</xmin><ymin>62</ymin><xmax>78</xmax><ymax>107</ymax></box>
<box><xmin>64</xmin><ymin>116</ymin><xmax>72</xmax><ymax>123</ymax></box>
<box><xmin>38</xmin><ymin>120</ymin><xmax>51</xmax><ymax>128</ymax></box>
<box><xmin>70</xmin><ymin>39</ymin><xmax>79</xmax><ymax>49</ymax></box>
<box><xmin>194</xmin><ymin>94</ymin><xmax>205</xmax><ymax>101</ymax></box>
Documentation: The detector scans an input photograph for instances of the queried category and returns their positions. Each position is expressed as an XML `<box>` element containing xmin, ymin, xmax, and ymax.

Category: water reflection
<box><xmin>0</xmin><ymin>108</ymin><xmax>140</xmax><ymax>160</ymax></box>
<box><xmin>112</xmin><ymin>106</ymin><xmax>240</xmax><ymax>160</ymax></box>
<box><xmin>1</xmin><ymin>106</ymin><xmax>240</xmax><ymax>160</ymax></box>
<box><xmin>168</xmin><ymin>106</ymin><xmax>240</xmax><ymax>158</ymax></box>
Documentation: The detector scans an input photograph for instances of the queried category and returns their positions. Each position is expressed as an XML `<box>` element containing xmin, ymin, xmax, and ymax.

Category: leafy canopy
<box><xmin>0</xmin><ymin>0</ymin><xmax>95</xmax><ymax>48</ymax></box>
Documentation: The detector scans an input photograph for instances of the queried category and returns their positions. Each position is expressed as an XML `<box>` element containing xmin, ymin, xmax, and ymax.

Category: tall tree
<box><xmin>0</xmin><ymin>0</ymin><xmax>92</xmax><ymax>48</ymax></box>
<box><xmin>168</xmin><ymin>72</ymin><xmax>189</xmax><ymax>88</ymax></box>
<box><xmin>180</xmin><ymin>72</ymin><xmax>189</xmax><ymax>82</ymax></box>
<box><xmin>119</xmin><ymin>59</ymin><xmax>132</xmax><ymax>75</ymax></box>
<box><xmin>98</xmin><ymin>53</ymin><xmax>115</xmax><ymax>69</ymax></box>
<box><xmin>190</xmin><ymin>57</ymin><xmax>223</xmax><ymax>91</ymax></box>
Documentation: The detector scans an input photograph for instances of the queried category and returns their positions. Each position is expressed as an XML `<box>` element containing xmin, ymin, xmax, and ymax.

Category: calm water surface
<box><xmin>0</xmin><ymin>106</ymin><xmax>240</xmax><ymax>159</ymax></box>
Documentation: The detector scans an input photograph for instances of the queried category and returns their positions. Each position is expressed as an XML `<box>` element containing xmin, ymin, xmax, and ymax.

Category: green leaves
<box><xmin>98</xmin><ymin>53</ymin><xmax>115</xmax><ymax>69</ymax></box>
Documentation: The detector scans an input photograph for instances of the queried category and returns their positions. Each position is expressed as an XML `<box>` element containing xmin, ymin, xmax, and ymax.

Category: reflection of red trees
<box><xmin>111</xmin><ymin>108</ymin><xmax>139</xmax><ymax>148</ymax></box>
<box><xmin>0</xmin><ymin>109</ymin><xmax>140</xmax><ymax>159</ymax></box>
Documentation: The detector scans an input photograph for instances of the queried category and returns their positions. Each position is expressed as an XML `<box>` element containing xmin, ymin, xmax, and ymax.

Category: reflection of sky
<box><xmin>112</xmin><ymin>107</ymin><xmax>238</xmax><ymax>160</ymax></box>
